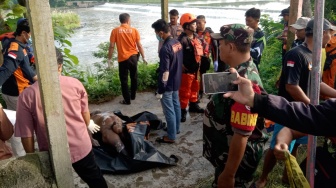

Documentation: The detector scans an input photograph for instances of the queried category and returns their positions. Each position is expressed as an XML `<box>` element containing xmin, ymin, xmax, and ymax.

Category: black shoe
<box><xmin>131</xmin><ymin>94</ymin><xmax>136</xmax><ymax>100</ymax></box>
<box><xmin>199</xmin><ymin>91</ymin><xmax>203</xmax><ymax>100</ymax></box>
<box><xmin>181</xmin><ymin>109</ymin><xmax>187</xmax><ymax>122</ymax></box>
<box><xmin>163</xmin><ymin>127</ymin><xmax>180</xmax><ymax>134</ymax></box>
<box><xmin>188</xmin><ymin>102</ymin><xmax>204</xmax><ymax>113</ymax></box>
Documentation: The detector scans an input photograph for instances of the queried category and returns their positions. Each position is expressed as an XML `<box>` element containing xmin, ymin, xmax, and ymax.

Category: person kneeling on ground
<box><xmin>14</xmin><ymin>49</ymin><xmax>108</xmax><ymax>188</ymax></box>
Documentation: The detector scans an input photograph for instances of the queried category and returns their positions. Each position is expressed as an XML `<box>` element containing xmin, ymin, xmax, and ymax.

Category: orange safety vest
<box><xmin>190</xmin><ymin>37</ymin><xmax>203</xmax><ymax>63</ymax></box>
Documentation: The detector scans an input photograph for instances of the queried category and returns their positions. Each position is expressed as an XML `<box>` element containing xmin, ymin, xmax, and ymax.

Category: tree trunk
<box><xmin>302</xmin><ymin>0</ymin><xmax>313</xmax><ymax>17</ymax></box>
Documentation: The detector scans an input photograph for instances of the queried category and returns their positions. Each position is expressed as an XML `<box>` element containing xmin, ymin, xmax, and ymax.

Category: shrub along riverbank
<box><xmin>51</xmin><ymin>10</ymin><xmax>80</xmax><ymax>29</ymax></box>
<box><xmin>70</xmin><ymin>42</ymin><xmax>158</xmax><ymax>103</ymax></box>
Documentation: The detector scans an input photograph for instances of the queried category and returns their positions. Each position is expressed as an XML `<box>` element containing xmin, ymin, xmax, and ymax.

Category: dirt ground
<box><xmin>73</xmin><ymin>92</ymin><xmax>214</xmax><ymax>188</ymax></box>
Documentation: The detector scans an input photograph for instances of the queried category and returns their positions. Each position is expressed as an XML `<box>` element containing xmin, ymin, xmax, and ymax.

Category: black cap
<box><xmin>305</xmin><ymin>18</ymin><xmax>336</xmax><ymax>34</ymax></box>
<box><xmin>15</xmin><ymin>17</ymin><xmax>30</xmax><ymax>34</ymax></box>
<box><xmin>279</xmin><ymin>8</ymin><xmax>289</xmax><ymax>16</ymax></box>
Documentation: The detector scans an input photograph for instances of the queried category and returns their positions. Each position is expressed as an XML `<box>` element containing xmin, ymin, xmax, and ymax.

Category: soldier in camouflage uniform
<box><xmin>204</xmin><ymin>24</ymin><xmax>269</xmax><ymax>187</ymax></box>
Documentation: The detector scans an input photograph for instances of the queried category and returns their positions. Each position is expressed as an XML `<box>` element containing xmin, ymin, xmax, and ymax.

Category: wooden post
<box><xmin>287</xmin><ymin>0</ymin><xmax>303</xmax><ymax>51</ymax></box>
<box><xmin>307</xmin><ymin>0</ymin><xmax>325</xmax><ymax>186</ymax></box>
<box><xmin>26</xmin><ymin>0</ymin><xmax>74</xmax><ymax>187</ymax></box>
<box><xmin>161</xmin><ymin>0</ymin><xmax>168</xmax><ymax>22</ymax></box>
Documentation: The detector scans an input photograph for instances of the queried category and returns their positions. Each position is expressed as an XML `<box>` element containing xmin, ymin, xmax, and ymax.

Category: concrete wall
<box><xmin>0</xmin><ymin>152</ymin><xmax>57</xmax><ymax>188</ymax></box>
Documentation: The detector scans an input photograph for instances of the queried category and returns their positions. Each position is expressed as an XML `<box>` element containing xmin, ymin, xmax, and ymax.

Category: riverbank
<box><xmin>52</xmin><ymin>10</ymin><xmax>80</xmax><ymax>29</ymax></box>
<box><xmin>67</xmin><ymin>1</ymin><xmax>289</xmax><ymax>69</ymax></box>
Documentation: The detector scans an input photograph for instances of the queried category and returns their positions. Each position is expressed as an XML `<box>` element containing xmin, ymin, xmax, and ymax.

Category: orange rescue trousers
<box><xmin>179</xmin><ymin>73</ymin><xmax>199</xmax><ymax>109</ymax></box>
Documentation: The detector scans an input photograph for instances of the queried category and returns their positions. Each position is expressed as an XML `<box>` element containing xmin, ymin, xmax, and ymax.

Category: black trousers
<box><xmin>72</xmin><ymin>150</ymin><xmax>107</xmax><ymax>188</ymax></box>
<box><xmin>118</xmin><ymin>54</ymin><xmax>138</xmax><ymax>103</ymax></box>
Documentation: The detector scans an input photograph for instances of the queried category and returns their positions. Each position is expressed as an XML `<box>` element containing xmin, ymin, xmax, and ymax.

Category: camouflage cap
<box><xmin>290</xmin><ymin>17</ymin><xmax>310</xmax><ymax>30</ymax></box>
<box><xmin>210</xmin><ymin>24</ymin><xmax>254</xmax><ymax>44</ymax></box>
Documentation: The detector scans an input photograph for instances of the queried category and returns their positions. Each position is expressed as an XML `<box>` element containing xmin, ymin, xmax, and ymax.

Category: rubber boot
<box><xmin>197</xmin><ymin>91</ymin><xmax>203</xmax><ymax>103</ymax></box>
<box><xmin>188</xmin><ymin>102</ymin><xmax>204</xmax><ymax>113</ymax></box>
<box><xmin>181</xmin><ymin>109</ymin><xmax>187</xmax><ymax>122</ymax></box>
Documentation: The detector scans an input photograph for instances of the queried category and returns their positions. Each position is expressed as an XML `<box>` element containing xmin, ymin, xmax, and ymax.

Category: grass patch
<box><xmin>82</xmin><ymin>62</ymin><xmax>158</xmax><ymax>104</ymax></box>
<box><xmin>51</xmin><ymin>10</ymin><xmax>80</xmax><ymax>30</ymax></box>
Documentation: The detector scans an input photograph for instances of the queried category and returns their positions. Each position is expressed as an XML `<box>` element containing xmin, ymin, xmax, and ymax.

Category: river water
<box><xmin>68</xmin><ymin>0</ymin><xmax>290</xmax><ymax>70</ymax></box>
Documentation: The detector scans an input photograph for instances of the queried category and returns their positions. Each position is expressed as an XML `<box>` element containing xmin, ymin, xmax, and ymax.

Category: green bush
<box><xmin>259</xmin><ymin>38</ymin><xmax>282</xmax><ymax>94</ymax></box>
<box><xmin>0</xmin><ymin>2</ymin><xmax>26</xmax><ymax>34</ymax></box>
<box><xmin>259</xmin><ymin>15</ymin><xmax>283</xmax><ymax>94</ymax></box>
<box><xmin>51</xmin><ymin>10</ymin><xmax>80</xmax><ymax>30</ymax></box>
<box><xmin>137</xmin><ymin>63</ymin><xmax>158</xmax><ymax>91</ymax></box>
<box><xmin>79</xmin><ymin>41</ymin><xmax>158</xmax><ymax>103</ymax></box>
<box><xmin>81</xmin><ymin>63</ymin><xmax>158</xmax><ymax>103</ymax></box>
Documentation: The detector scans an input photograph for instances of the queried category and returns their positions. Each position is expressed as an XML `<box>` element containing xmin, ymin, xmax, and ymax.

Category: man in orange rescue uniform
<box><xmin>178</xmin><ymin>13</ymin><xmax>206</xmax><ymax>122</ymax></box>
<box><xmin>108</xmin><ymin>13</ymin><xmax>147</xmax><ymax>105</ymax></box>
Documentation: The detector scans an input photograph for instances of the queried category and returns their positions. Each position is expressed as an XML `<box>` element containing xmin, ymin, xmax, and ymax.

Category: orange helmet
<box><xmin>180</xmin><ymin>13</ymin><xmax>196</xmax><ymax>28</ymax></box>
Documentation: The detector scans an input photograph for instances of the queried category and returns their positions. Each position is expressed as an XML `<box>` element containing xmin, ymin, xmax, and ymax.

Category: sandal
<box><xmin>155</xmin><ymin>136</ymin><xmax>175</xmax><ymax>144</ymax></box>
<box><xmin>119</xmin><ymin>100</ymin><xmax>131</xmax><ymax>105</ymax></box>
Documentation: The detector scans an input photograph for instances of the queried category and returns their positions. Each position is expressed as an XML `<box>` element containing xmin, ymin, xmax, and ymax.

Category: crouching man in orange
<box><xmin>178</xmin><ymin>13</ymin><xmax>205</xmax><ymax>122</ymax></box>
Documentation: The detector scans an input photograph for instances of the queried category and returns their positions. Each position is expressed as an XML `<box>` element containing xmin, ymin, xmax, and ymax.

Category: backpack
<box><xmin>0</xmin><ymin>32</ymin><xmax>15</xmax><ymax>50</ymax></box>
<box><xmin>0</xmin><ymin>32</ymin><xmax>15</xmax><ymax>66</ymax></box>
<box><xmin>322</xmin><ymin>36</ymin><xmax>336</xmax><ymax>98</ymax></box>
<box><xmin>0</xmin><ymin>32</ymin><xmax>35</xmax><ymax>66</ymax></box>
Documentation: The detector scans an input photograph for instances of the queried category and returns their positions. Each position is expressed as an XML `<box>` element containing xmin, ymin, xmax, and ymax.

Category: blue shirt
<box><xmin>157</xmin><ymin>36</ymin><xmax>183</xmax><ymax>94</ymax></box>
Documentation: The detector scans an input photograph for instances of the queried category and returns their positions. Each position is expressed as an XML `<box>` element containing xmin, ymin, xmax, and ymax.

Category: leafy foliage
<box><xmin>51</xmin><ymin>10</ymin><xmax>80</xmax><ymax>29</ymax></box>
<box><xmin>0</xmin><ymin>0</ymin><xmax>26</xmax><ymax>34</ymax></box>
<box><xmin>51</xmin><ymin>11</ymin><xmax>80</xmax><ymax>76</ymax></box>
<box><xmin>54</xmin><ymin>32</ymin><xmax>79</xmax><ymax>76</ymax></box>
<box><xmin>324</xmin><ymin>0</ymin><xmax>336</xmax><ymax>21</ymax></box>
<box><xmin>259</xmin><ymin>14</ymin><xmax>283</xmax><ymax>43</ymax></box>
<box><xmin>82</xmin><ymin>41</ymin><xmax>158</xmax><ymax>103</ymax></box>
<box><xmin>259</xmin><ymin>15</ymin><xmax>283</xmax><ymax>94</ymax></box>
<box><xmin>311</xmin><ymin>0</ymin><xmax>336</xmax><ymax>22</ymax></box>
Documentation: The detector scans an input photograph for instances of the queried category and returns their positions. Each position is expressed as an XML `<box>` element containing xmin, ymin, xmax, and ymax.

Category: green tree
<box><xmin>324</xmin><ymin>0</ymin><xmax>336</xmax><ymax>21</ymax></box>
<box><xmin>259</xmin><ymin>15</ymin><xmax>283</xmax><ymax>94</ymax></box>
<box><xmin>0</xmin><ymin>0</ymin><xmax>78</xmax><ymax>75</ymax></box>
<box><xmin>0</xmin><ymin>0</ymin><xmax>26</xmax><ymax>34</ymax></box>
<box><xmin>311</xmin><ymin>0</ymin><xmax>336</xmax><ymax>21</ymax></box>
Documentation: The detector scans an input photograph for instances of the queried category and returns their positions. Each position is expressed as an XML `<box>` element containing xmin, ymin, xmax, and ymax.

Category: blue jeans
<box><xmin>160</xmin><ymin>91</ymin><xmax>181</xmax><ymax>140</ymax></box>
